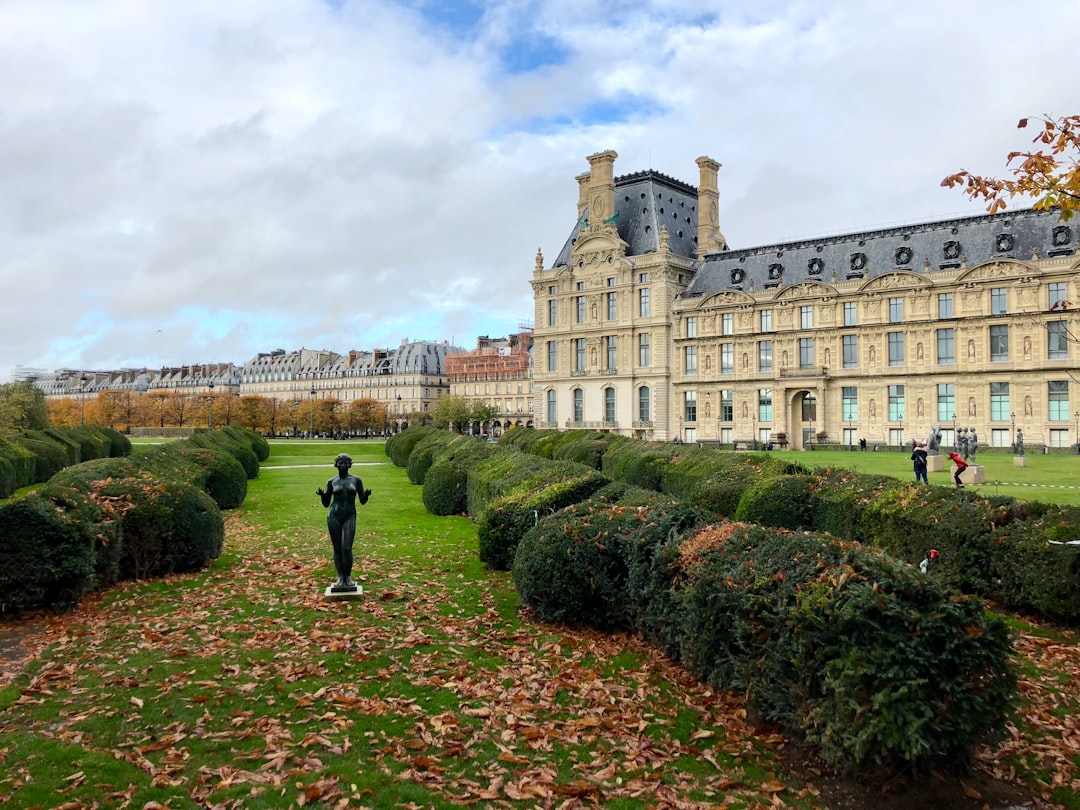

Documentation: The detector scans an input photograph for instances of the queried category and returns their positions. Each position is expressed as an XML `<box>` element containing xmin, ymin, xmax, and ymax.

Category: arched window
<box><xmin>573</xmin><ymin>388</ymin><xmax>584</xmax><ymax>423</ymax></box>
<box><xmin>546</xmin><ymin>389</ymin><xmax>557</xmax><ymax>424</ymax></box>
<box><xmin>604</xmin><ymin>387</ymin><xmax>616</xmax><ymax>423</ymax></box>
<box><xmin>638</xmin><ymin>386</ymin><xmax>651</xmax><ymax>422</ymax></box>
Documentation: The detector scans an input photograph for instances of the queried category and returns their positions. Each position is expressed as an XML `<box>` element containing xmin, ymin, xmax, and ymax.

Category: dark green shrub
<box><xmin>0</xmin><ymin>492</ymin><xmax>106</xmax><ymax>613</ymax></box>
<box><xmin>465</xmin><ymin>450</ymin><xmax>551</xmax><ymax>518</ymax></box>
<box><xmin>138</xmin><ymin>443</ymin><xmax>247</xmax><ymax>510</ymax></box>
<box><xmin>188</xmin><ymin>431</ymin><xmax>259</xmax><ymax>479</ymax></box>
<box><xmin>70</xmin><ymin>425</ymin><xmax>113</xmax><ymax>461</ymax></box>
<box><xmin>808</xmin><ymin>469</ymin><xmax>904</xmax><ymax>541</ymax></box>
<box><xmin>422</xmin><ymin>457</ymin><xmax>470</xmax><ymax>516</ymax></box>
<box><xmin>222</xmin><ymin>425</ymin><xmax>270</xmax><ymax>461</ymax></box>
<box><xmin>386</xmin><ymin>426</ymin><xmax>437</xmax><ymax>467</ymax></box>
<box><xmin>0</xmin><ymin>455</ymin><xmax>15</xmax><ymax>499</ymax></box>
<box><xmin>99</xmin><ymin>425</ymin><xmax>132</xmax><ymax>457</ymax></box>
<box><xmin>673</xmin><ymin>523</ymin><xmax>1015</xmax><ymax>772</ymax></box>
<box><xmin>733</xmin><ymin>474</ymin><xmax>813</xmax><ymax>529</ymax></box>
<box><xmin>41</xmin><ymin>428</ymin><xmax>83</xmax><ymax>465</ymax></box>
<box><xmin>989</xmin><ymin>506</ymin><xmax>1080</xmax><ymax>621</ymax></box>
<box><xmin>661</xmin><ymin>452</ymin><xmax>806</xmax><ymax>518</ymax></box>
<box><xmin>512</xmin><ymin>488</ymin><xmax>705</xmax><ymax>631</ymax></box>
<box><xmin>477</xmin><ymin>468</ymin><xmax>610</xmax><ymax>570</ymax></box>
<box><xmin>602</xmin><ymin>442</ymin><xmax>679</xmax><ymax>490</ymax></box>
<box><xmin>405</xmin><ymin>430</ymin><xmax>458</xmax><ymax>485</ymax></box>
<box><xmin>14</xmin><ymin>434</ymin><xmax>69</xmax><ymax>483</ymax></box>
<box><xmin>0</xmin><ymin>436</ymin><xmax>36</xmax><ymax>489</ymax></box>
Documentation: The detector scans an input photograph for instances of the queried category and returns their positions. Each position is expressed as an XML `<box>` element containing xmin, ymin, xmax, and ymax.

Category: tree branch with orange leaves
<box><xmin>942</xmin><ymin>114</ymin><xmax>1080</xmax><ymax>220</ymax></box>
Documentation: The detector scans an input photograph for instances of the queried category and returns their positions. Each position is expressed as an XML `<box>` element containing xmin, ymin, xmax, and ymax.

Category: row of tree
<box><xmin>38</xmin><ymin>390</ymin><xmax>517</xmax><ymax>436</ymax></box>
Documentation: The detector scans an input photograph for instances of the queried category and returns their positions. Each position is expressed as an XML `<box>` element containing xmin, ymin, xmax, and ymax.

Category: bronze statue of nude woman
<box><xmin>316</xmin><ymin>453</ymin><xmax>371</xmax><ymax>591</ymax></box>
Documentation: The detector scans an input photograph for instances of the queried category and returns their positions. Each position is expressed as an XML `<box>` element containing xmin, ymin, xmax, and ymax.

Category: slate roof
<box><xmin>552</xmin><ymin>169</ymin><xmax>702</xmax><ymax>266</ymax></box>
<box><xmin>683</xmin><ymin>207</ymin><xmax>1076</xmax><ymax>299</ymax></box>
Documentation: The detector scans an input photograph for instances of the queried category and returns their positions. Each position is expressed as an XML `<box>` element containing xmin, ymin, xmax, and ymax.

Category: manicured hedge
<box><xmin>732</xmin><ymin>474</ymin><xmax>814</xmax><ymax>529</ymax></box>
<box><xmin>386</xmin><ymin>426</ymin><xmax>437</xmax><ymax>468</ymax></box>
<box><xmin>668</xmin><ymin>523</ymin><xmax>1016</xmax><ymax>771</ymax></box>
<box><xmin>188</xmin><ymin>431</ymin><xmax>259</xmax><ymax>479</ymax></box>
<box><xmin>221</xmin><ymin>425</ymin><xmax>269</xmax><ymax>462</ymax></box>
<box><xmin>0</xmin><ymin>436</ymin><xmax>37</xmax><ymax>494</ymax></box>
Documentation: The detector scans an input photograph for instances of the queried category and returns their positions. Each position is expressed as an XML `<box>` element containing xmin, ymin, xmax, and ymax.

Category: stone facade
<box><xmin>533</xmin><ymin>152</ymin><xmax>1080</xmax><ymax>450</ymax></box>
<box><xmin>445</xmin><ymin>330</ymin><xmax>535</xmax><ymax>434</ymax></box>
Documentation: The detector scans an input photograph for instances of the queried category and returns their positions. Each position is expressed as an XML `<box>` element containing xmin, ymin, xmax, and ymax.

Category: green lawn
<box><xmin>1</xmin><ymin>439</ymin><xmax>1077</xmax><ymax>808</ymax></box>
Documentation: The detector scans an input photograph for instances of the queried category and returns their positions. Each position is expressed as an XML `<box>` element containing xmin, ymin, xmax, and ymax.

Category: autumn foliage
<box><xmin>942</xmin><ymin>114</ymin><xmax>1080</xmax><ymax>220</ymax></box>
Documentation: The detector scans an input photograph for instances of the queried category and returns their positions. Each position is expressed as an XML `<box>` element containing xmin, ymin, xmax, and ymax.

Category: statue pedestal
<box><xmin>323</xmin><ymin>585</ymin><xmax>363</xmax><ymax>601</ymax></box>
<box><xmin>1013</xmin><ymin>456</ymin><xmax>1027</xmax><ymax>466</ymax></box>
<box><xmin>926</xmin><ymin>455</ymin><xmax>945</xmax><ymax>472</ymax></box>
<box><xmin>954</xmin><ymin>464</ymin><xmax>985</xmax><ymax>485</ymax></box>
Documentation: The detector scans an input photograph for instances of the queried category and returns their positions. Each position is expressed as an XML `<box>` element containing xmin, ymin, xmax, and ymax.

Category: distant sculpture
<box><xmin>967</xmin><ymin>429</ymin><xmax>978</xmax><ymax>462</ymax></box>
<box><xmin>1015</xmin><ymin>429</ymin><xmax>1025</xmax><ymax>456</ymax></box>
<box><xmin>317</xmin><ymin>453</ymin><xmax>372</xmax><ymax>591</ymax></box>
<box><xmin>927</xmin><ymin>425</ymin><xmax>942</xmax><ymax>456</ymax></box>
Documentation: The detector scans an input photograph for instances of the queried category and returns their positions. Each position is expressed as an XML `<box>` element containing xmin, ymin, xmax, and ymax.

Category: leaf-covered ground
<box><xmin>1</xmin><ymin>454</ymin><xmax>1078</xmax><ymax>809</ymax></box>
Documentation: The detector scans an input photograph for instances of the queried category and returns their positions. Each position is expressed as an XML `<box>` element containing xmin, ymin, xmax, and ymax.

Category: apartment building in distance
<box><xmin>532</xmin><ymin>150</ymin><xmax>1080</xmax><ymax>450</ymax></box>
<box><xmin>445</xmin><ymin>329</ymin><xmax>535</xmax><ymax>435</ymax></box>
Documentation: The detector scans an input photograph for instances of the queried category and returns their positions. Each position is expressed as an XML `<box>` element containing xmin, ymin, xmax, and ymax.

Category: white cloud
<box><xmin>2</xmin><ymin>0</ymin><xmax>1078</xmax><ymax>379</ymax></box>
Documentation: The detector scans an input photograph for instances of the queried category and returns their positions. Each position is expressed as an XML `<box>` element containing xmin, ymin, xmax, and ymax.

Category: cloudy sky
<box><xmin>2</xmin><ymin>0</ymin><xmax>1078</xmax><ymax>380</ymax></box>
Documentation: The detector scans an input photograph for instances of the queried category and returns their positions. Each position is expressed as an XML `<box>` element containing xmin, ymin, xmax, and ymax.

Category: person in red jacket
<box><xmin>947</xmin><ymin>451</ymin><xmax>968</xmax><ymax>488</ymax></box>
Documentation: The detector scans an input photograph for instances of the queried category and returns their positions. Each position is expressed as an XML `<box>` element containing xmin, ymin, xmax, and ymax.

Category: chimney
<box><xmin>695</xmin><ymin>156</ymin><xmax>726</xmax><ymax>259</ymax></box>
<box><xmin>576</xmin><ymin>172</ymin><xmax>590</xmax><ymax>220</ymax></box>
<box><xmin>585</xmin><ymin>150</ymin><xmax>618</xmax><ymax>228</ymax></box>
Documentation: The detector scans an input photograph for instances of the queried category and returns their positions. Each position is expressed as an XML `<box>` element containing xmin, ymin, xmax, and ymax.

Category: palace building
<box><xmin>532</xmin><ymin>151</ymin><xmax>1079</xmax><ymax>451</ymax></box>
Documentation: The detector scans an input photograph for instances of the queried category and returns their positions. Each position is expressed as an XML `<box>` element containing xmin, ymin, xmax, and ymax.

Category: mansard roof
<box><xmin>552</xmin><ymin>169</ymin><xmax>701</xmax><ymax>267</ymax></box>
<box><xmin>683</xmin><ymin>207</ymin><xmax>1074</xmax><ymax>299</ymax></box>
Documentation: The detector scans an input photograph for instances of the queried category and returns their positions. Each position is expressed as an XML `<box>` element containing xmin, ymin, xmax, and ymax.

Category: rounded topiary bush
<box><xmin>189</xmin><ymin>431</ymin><xmax>259</xmax><ymax>479</ymax></box>
<box><xmin>0</xmin><ymin>436</ymin><xmax>37</xmax><ymax>490</ymax></box>
<box><xmin>422</xmin><ymin>457</ymin><xmax>469</xmax><ymax>516</ymax></box>
<box><xmin>672</xmin><ymin>523</ymin><xmax>1016</xmax><ymax>772</ymax></box>
<box><xmin>989</xmin><ymin>506</ymin><xmax>1080</xmax><ymax>622</ymax></box>
<box><xmin>99</xmin><ymin>425</ymin><xmax>133</xmax><ymax>457</ymax></box>
<box><xmin>0</xmin><ymin>492</ymin><xmax>106</xmax><ymax>613</ymax></box>
<box><xmin>512</xmin><ymin>488</ymin><xmax>705</xmax><ymax>631</ymax></box>
<box><xmin>733</xmin><ymin>474</ymin><xmax>813</xmax><ymax>529</ymax></box>
<box><xmin>138</xmin><ymin>443</ymin><xmax>248</xmax><ymax>509</ymax></box>
<box><xmin>222</xmin><ymin>425</ymin><xmax>270</xmax><ymax>461</ymax></box>
<box><xmin>14</xmin><ymin>434</ymin><xmax>70</xmax><ymax>483</ymax></box>
<box><xmin>807</xmin><ymin>469</ymin><xmax>903</xmax><ymax>541</ymax></box>
<box><xmin>477</xmin><ymin>468</ymin><xmax>610</xmax><ymax>570</ymax></box>
<box><xmin>386</xmin><ymin>426</ymin><xmax>437</xmax><ymax>467</ymax></box>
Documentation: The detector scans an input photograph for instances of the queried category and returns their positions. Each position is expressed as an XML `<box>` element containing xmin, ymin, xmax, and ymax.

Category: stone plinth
<box><xmin>1013</xmin><ymin>456</ymin><xmax>1027</xmax><ymax>466</ymax></box>
<box><xmin>926</xmin><ymin>455</ymin><xmax>945</xmax><ymax>472</ymax></box>
<box><xmin>954</xmin><ymin>464</ymin><xmax>985</xmax><ymax>485</ymax></box>
<box><xmin>323</xmin><ymin>585</ymin><xmax>363</xmax><ymax>601</ymax></box>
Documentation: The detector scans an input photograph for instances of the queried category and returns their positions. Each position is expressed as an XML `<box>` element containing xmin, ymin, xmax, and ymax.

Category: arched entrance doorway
<box><xmin>791</xmin><ymin>390</ymin><xmax>818</xmax><ymax>449</ymax></box>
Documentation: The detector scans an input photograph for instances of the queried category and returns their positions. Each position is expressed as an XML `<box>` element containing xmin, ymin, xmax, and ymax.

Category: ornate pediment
<box><xmin>858</xmin><ymin>271</ymin><xmax>929</xmax><ymax>293</ymax></box>
<box><xmin>702</xmin><ymin>289</ymin><xmax>756</xmax><ymax>308</ymax></box>
<box><xmin>956</xmin><ymin>260</ymin><xmax>1037</xmax><ymax>284</ymax></box>
<box><xmin>570</xmin><ymin>225</ymin><xmax>628</xmax><ymax>270</ymax></box>
<box><xmin>773</xmin><ymin>281</ymin><xmax>837</xmax><ymax>301</ymax></box>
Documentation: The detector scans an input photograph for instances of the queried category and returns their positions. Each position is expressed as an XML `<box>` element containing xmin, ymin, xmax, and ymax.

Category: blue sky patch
<box><xmin>497</xmin><ymin>31</ymin><xmax>569</xmax><ymax>74</ymax></box>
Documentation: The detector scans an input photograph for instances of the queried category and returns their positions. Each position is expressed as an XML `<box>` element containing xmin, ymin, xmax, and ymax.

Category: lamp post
<box><xmin>79</xmin><ymin>373</ymin><xmax>88</xmax><ymax>425</ymax></box>
<box><xmin>309</xmin><ymin>385</ymin><xmax>317</xmax><ymax>438</ymax></box>
<box><xmin>207</xmin><ymin>380</ymin><xmax>214</xmax><ymax>429</ymax></box>
<box><xmin>1075</xmin><ymin>411</ymin><xmax>1079</xmax><ymax>453</ymax></box>
<box><xmin>1011</xmin><ymin>412</ymin><xmax>1016</xmax><ymax>451</ymax></box>
<box><xmin>898</xmin><ymin>417</ymin><xmax>903</xmax><ymax>451</ymax></box>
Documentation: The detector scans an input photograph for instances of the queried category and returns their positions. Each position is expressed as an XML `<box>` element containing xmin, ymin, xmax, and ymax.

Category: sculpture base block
<box><xmin>1013</xmin><ymin>456</ymin><xmax>1027</xmax><ymax>466</ymax></box>
<box><xmin>323</xmin><ymin>585</ymin><xmax>363</xmax><ymax>601</ymax></box>
<box><xmin>926</xmin><ymin>455</ymin><xmax>945</xmax><ymax>472</ymax></box>
<box><xmin>953</xmin><ymin>464</ymin><xmax>985</xmax><ymax>485</ymax></box>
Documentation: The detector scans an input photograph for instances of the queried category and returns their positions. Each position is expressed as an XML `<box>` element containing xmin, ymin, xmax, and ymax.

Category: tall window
<box><xmin>758</xmin><ymin>389</ymin><xmax>773</xmax><ymax>422</ymax></box>
<box><xmin>547</xmin><ymin>340</ymin><xmax>557</xmax><ymax>372</ymax></box>
<box><xmin>937</xmin><ymin>383</ymin><xmax>955</xmax><ymax>422</ymax></box>
<box><xmin>604</xmin><ymin>388</ymin><xmax>615</xmax><ymax>423</ymax></box>
<box><xmin>844</xmin><ymin>301</ymin><xmax>857</xmax><ymax>326</ymax></box>
<box><xmin>760</xmin><ymin>309</ymin><xmax>773</xmax><ymax>332</ymax></box>
<box><xmin>799</xmin><ymin>337</ymin><xmax>814</xmax><ymax>369</ymax></box>
<box><xmin>887</xmin><ymin>332</ymin><xmax>905</xmax><ymax>366</ymax></box>
<box><xmin>721</xmin><ymin>343</ymin><xmax>734</xmax><ymax>374</ymax></box>
<box><xmin>574</xmin><ymin>338</ymin><xmax>586</xmax><ymax>372</ymax></box>
<box><xmin>990</xmin><ymin>325</ymin><xmax>1009</xmax><ymax>361</ymax></box>
<box><xmin>888</xmin><ymin>297</ymin><xmax>904</xmax><ymax>323</ymax></box>
<box><xmin>638</xmin><ymin>333</ymin><xmax>650</xmax><ymax>366</ymax></box>
<box><xmin>576</xmin><ymin>295</ymin><xmax>586</xmax><ymax>323</ymax></box>
<box><xmin>686</xmin><ymin>316</ymin><xmax>698</xmax><ymax>338</ymax></box>
<box><xmin>548</xmin><ymin>298</ymin><xmax>557</xmax><ymax>327</ymax></box>
<box><xmin>721</xmin><ymin>313</ymin><xmax>734</xmax><ymax>335</ymax></box>
<box><xmin>639</xmin><ymin>287</ymin><xmax>650</xmax><ymax>317</ymax></box>
<box><xmin>1049</xmin><ymin>282</ymin><xmax>1067</xmax><ymax>309</ymax></box>
<box><xmin>720</xmin><ymin>390</ymin><xmax>734</xmax><ymax>422</ymax></box>
<box><xmin>638</xmin><ymin>386</ymin><xmax>651</xmax><ymax>422</ymax></box>
<box><xmin>685</xmin><ymin>346</ymin><xmax>698</xmax><ymax>375</ymax></box>
<box><xmin>758</xmin><ymin>340</ymin><xmax>773</xmax><ymax>372</ymax></box>
<box><xmin>800</xmin><ymin>306</ymin><xmax>813</xmax><ymax>329</ymax></box>
<box><xmin>684</xmin><ymin>390</ymin><xmax>697</xmax><ymax>422</ymax></box>
<box><xmin>1049</xmin><ymin>380</ymin><xmax>1069</xmax><ymax>420</ymax></box>
<box><xmin>606</xmin><ymin>336</ymin><xmax>617</xmax><ymax>370</ymax></box>
<box><xmin>938</xmin><ymin>292</ymin><xmax>953</xmax><ymax>319</ymax></box>
<box><xmin>991</xmin><ymin>288</ymin><xmax>1008</xmax><ymax>315</ymax></box>
<box><xmin>888</xmin><ymin>385</ymin><xmax>905</xmax><ymax>421</ymax></box>
<box><xmin>842</xmin><ymin>386</ymin><xmax>858</xmax><ymax>422</ymax></box>
<box><xmin>607</xmin><ymin>291</ymin><xmax>617</xmax><ymax>320</ymax></box>
<box><xmin>990</xmin><ymin>382</ymin><xmax>1010</xmax><ymax>421</ymax></box>
<box><xmin>842</xmin><ymin>334</ymin><xmax>858</xmax><ymax>368</ymax></box>
<box><xmin>936</xmin><ymin>328</ymin><xmax>955</xmax><ymax>364</ymax></box>
<box><xmin>572</xmin><ymin>388</ymin><xmax>584</xmax><ymax>422</ymax></box>
<box><xmin>1048</xmin><ymin>321</ymin><xmax>1069</xmax><ymax>359</ymax></box>
<box><xmin>546</xmin><ymin>389</ymin><xmax>556</xmax><ymax>423</ymax></box>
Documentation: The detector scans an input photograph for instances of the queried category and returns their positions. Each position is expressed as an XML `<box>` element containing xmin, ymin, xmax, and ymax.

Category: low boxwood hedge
<box><xmin>732</xmin><ymin>474</ymin><xmax>814</xmax><ymax>530</ymax></box>
<box><xmin>386</xmin><ymin>426</ymin><xmax>437</xmax><ymax>467</ymax></box>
